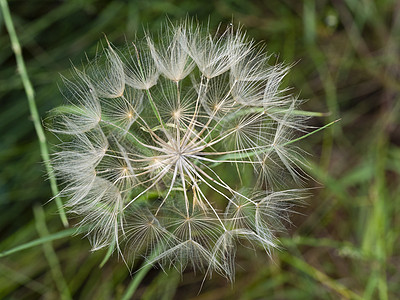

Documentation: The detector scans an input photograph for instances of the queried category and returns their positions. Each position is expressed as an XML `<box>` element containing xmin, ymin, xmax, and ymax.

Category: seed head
<box><xmin>50</xmin><ymin>19</ymin><xmax>308</xmax><ymax>281</ymax></box>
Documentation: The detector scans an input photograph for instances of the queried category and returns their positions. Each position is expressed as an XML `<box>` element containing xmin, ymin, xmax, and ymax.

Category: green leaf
<box><xmin>0</xmin><ymin>227</ymin><xmax>85</xmax><ymax>258</ymax></box>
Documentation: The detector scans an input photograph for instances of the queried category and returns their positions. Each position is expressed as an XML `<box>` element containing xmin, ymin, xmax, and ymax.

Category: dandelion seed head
<box><xmin>50</xmin><ymin>19</ymin><xmax>309</xmax><ymax>281</ymax></box>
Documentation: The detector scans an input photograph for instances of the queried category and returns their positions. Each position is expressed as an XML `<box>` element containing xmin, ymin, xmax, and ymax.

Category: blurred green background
<box><xmin>1</xmin><ymin>0</ymin><xmax>399</xmax><ymax>299</ymax></box>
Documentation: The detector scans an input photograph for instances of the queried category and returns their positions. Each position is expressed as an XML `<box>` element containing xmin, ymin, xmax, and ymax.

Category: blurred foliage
<box><xmin>1</xmin><ymin>0</ymin><xmax>399</xmax><ymax>299</ymax></box>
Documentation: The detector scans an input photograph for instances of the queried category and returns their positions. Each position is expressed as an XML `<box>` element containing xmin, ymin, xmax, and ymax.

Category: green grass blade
<box><xmin>121</xmin><ymin>263</ymin><xmax>153</xmax><ymax>300</ymax></box>
<box><xmin>121</xmin><ymin>248</ymin><xmax>164</xmax><ymax>300</ymax></box>
<box><xmin>281</xmin><ymin>254</ymin><xmax>362</xmax><ymax>300</ymax></box>
<box><xmin>33</xmin><ymin>205</ymin><xmax>71</xmax><ymax>300</ymax></box>
<box><xmin>99</xmin><ymin>240</ymin><xmax>115</xmax><ymax>268</ymax></box>
<box><xmin>0</xmin><ymin>227</ymin><xmax>84</xmax><ymax>258</ymax></box>
<box><xmin>0</xmin><ymin>0</ymin><xmax>68</xmax><ymax>227</ymax></box>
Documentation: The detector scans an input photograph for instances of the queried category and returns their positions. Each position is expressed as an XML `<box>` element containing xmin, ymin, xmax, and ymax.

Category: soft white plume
<box><xmin>50</xmin><ymin>19</ymin><xmax>309</xmax><ymax>281</ymax></box>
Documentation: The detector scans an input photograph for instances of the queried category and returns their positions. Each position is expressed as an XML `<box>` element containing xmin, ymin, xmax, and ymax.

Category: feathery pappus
<box><xmin>49</xmin><ymin>19</ymin><xmax>309</xmax><ymax>281</ymax></box>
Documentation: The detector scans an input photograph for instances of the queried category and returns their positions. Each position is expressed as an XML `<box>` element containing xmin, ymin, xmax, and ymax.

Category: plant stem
<box><xmin>121</xmin><ymin>258</ymin><xmax>154</xmax><ymax>300</ymax></box>
<box><xmin>34</xmin><ymin>205</ymin><xmax>72</xmax><ymax>300</ymax></box>
<box><xmin>0</xmin><ymin>227</ymin><xmax>86</xmax><ymax>258</ymax></box>
<box><xmin>0</xmin><ymin>0</ymin><xmax>68</xmax><ymax>226</ymax></box>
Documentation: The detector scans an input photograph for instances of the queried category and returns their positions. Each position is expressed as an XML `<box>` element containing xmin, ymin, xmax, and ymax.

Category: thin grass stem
<box><xmin>0</xmin><ymin>0</ymin><xmax>68</xmax><ymax>226</ymax></box>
